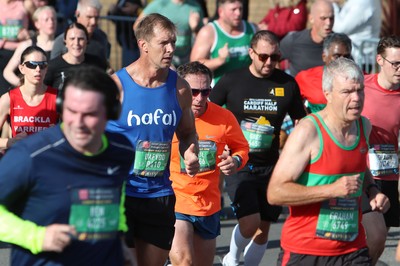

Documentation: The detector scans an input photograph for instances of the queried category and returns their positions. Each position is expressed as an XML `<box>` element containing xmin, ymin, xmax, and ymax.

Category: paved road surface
<box><xmin>213</xmin><ymin>203</ymin><xmax>400</xmax><ymax>266</ymax></box>
<box><xmin>0</xmin><ymin>203</ymin><xmax>399</xmax><ymax>266</ymax></box>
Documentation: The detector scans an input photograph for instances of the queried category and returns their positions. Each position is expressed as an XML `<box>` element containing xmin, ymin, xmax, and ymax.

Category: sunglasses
<box><xmin>191</xmin><ymin>88</ymin><xmax>212</xmax><ymax>97</ymax></box>
<box><xmin>252</xmin><ymin>49</ymin><xmax>280</xmax><ymax>62</ymax></box>
<box><xmin>23</xmin><ymin>61</ymin><xmax>48</xmax><ymax>70</ymax></box>
<box><xmin>382</xmin><ymin>56</ymin><xmax>400</xmax><ymax>70</ymax></box>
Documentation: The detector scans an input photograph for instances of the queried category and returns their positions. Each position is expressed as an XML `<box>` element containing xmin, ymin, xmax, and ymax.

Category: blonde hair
<box><xmin>32</xmin><ymin>5</ymin><xmax>56</xmax><ymax>22</ymax></box>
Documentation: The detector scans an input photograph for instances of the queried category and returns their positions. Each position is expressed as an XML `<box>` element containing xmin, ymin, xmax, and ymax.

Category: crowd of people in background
<box><xmin>0</xmin><ymin>0</ymin><xmax>399</xmax><ymax>266</ymax></box>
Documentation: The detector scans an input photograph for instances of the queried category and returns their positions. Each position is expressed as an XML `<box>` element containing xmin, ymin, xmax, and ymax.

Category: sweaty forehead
<box><xmin>255</xmin><ymin>40</ymin><xmax>279</xmax><ymax>51</ymax></box>
<box><xmin>185</xmin><ymin>73</ymin><xmax>210</xmax><ymax>87</ymax></box>
<box><xmin>67</xmin><ymin>28</ymin><xmax>86</xmax><ymax>38</ymax></box>
<box><xmin>311</xmin><ymin>1</ymin><xmax>332</xmax><ymax>13</ymax></box>
<box><xmin>64</xmin><ymin>86</ymin><xmax>104</xmax><ymax>106</ymax></box>
<box><xmin>329</xmin><ymin>43</ymin><xmax>349</xmax><ymax>54</ymax></box>
<box><xmin>24</xmin><ymin>51</ymin><xmax>46</xmax><ymax>61</ymax></box>
<box><xmin>384</xmin><ymin>47</ymin><xmax>400</xmax><ymax>58</ymax></box>
<box><xmin>151</xmin><ymin>27</ymin><xmax>176</xmax><ymax>40</ymax></box>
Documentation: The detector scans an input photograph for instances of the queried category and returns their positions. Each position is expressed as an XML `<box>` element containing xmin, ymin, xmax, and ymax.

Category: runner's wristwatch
<box><xmin>232</xmin><ymin>155</ymin><xmax>242</xmax><ymax>168</ymax></box>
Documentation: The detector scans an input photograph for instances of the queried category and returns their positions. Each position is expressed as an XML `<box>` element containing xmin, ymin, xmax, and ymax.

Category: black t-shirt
<box><xmin>280</xmin><ymin>29</ymin><xmax>324</xmax><ymax>76</ymax></box>
<box><xmin>44</xmin><ymin>54</ymin><xmax>107</xmax><ymax>89</ymax></box>
<box><xmin>210</xmin><ymin>67</ymin><xmax>306</xmax><ymax>166</ymax></box>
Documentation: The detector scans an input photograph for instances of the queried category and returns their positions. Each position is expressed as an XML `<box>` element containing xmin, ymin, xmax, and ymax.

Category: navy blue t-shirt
<box><xmin>0</xmin><ymin>125</ymin><xmax>134</xmax><ymax>266</ymax></box>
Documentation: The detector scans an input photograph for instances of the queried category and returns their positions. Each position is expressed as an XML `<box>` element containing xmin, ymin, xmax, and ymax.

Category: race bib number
<box><xmin>316</xmin><ymin>198</ymin><xmax>359</xmax><ymax>242</ymax></box>
<box><xmin>0</xmin><ymin>20</ymin><xmax>23</xmax><ymax>40</ymax></box>
<box><xmin>69</xmin><ymin>188</ymin><xmax>120</xmax><ymax>241</ymax></box>
<box><xmin>241</xmin><ymin>120</ymin><xmax>274</xmax><ymax>152</ymax></box>
<box><xmin>133</xmin><ymin>140</ymin><xmax>170</xmax><ymax>177</ymax></box>
<box><xmin>369</xmin><ymin>144</ymin><xmax>399</xmax><ymax>176</ymax></box>
<box><xmin>180</xmin><ymin>140</ymin><xmax>217</xmax><ymax>173</ymax></box>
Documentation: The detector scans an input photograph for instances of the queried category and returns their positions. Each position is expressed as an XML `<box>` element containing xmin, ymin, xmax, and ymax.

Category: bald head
<box><xmin>311</xmin><ymin>0</ymin><xmax>332</xmax><ymax>14</ymax></box>
<box><xmin>309</xmin><ymin>0</ymin><xmax>334</xmax><ymax>43</ymax></box>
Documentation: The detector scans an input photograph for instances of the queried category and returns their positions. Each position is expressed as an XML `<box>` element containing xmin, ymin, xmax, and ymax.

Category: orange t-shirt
<box><xmin>170</xmin><ymin>102</ymin><xmax>249</xmax><ymax>216</ymax></box>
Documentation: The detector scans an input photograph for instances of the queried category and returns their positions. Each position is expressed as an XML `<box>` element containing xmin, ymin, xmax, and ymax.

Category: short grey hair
<box><xmin>322</xmin><ymin>57</ymin><xmax>364</xmax><ymax>92</ymax></box>
<box><xmin>77</xmin><ymin>0</ymin><xmax>102</xmax><ymax>12</ymax></box>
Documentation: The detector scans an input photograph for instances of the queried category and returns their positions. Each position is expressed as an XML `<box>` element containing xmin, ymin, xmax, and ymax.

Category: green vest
<box><xmin>210</xmin><ymin>20</ymin><xmax>255</xmax><ymax>84</ymax></box>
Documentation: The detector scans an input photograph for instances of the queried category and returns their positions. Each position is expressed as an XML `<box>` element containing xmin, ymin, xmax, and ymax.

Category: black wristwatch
<box><xmin>232</xmin><ymin>155</ymin><xmax>242</xmax><ymax>168</ymax></box>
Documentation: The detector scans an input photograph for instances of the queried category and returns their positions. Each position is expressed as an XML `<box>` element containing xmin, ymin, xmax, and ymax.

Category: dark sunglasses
<box><xmin>23</xmin><ymin>61</ymin><xmax>48</xmax><ymax>70</ymax></box>
<box><xmin>191</xmin><ymin>88</ymin><xmax>212</xmax><ymax>97</ymax></box>
<box><xmin>252</xmin><ymin>49</ymin><xmax>280</xmax><ymax>62</ymax></box>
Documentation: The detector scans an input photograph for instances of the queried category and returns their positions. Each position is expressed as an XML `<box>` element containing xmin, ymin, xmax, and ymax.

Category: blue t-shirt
<box><xmin>107</xmin><ymin>68</ymin><xmax>182</xmax><ymax>198</ymax></box>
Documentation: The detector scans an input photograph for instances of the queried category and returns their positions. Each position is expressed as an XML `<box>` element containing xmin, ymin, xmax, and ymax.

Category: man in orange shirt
<box><xmin>169</xmin><ymin>61</ymin><xmax>249</xmax><ymax>266</ymax></box>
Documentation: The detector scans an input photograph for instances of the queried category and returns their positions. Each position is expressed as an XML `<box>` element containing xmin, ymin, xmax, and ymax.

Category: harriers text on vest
<box><xmin>15</xmin><ymin>126</ymin><xmax>48</xmax><ymax>133</ymax></box>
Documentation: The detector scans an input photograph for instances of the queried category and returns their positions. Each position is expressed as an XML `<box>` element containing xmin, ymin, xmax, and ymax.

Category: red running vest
<box><xmin>9</xmin><ymin>86</ymin><xmax>59</xmax><ymax>137</ymax></box>
<box><xmin>281</xmin><ymin>113</ymin><xmax>369</xmax><ymax>256</ymax></box>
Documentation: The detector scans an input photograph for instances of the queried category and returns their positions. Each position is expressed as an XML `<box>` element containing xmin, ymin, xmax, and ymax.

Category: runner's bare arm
<box><xmin>190</xmin><ymin>25</ymin><xmax>227</xmax><ymax>72</ymax></box>
<box><xmin>268</xmin><ymin>118</ymin><xmax>362</xmax><ymax>206</ymax></box>
<box><xmin>175</xmin><ymin>77</ymin><xmax>199</xmax><ymax>176</ymax></box>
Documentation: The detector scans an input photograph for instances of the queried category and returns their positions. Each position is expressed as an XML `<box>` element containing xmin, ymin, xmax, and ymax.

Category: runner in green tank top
<box><xmin>190</xmin><ymin>0</ymin><xmax>257</xmax><ymax>85</ymax></box>
<box><xmin>210</xmin><ymin>20</ymin><xmax>255</xmax><ymax>83</ymax></box>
